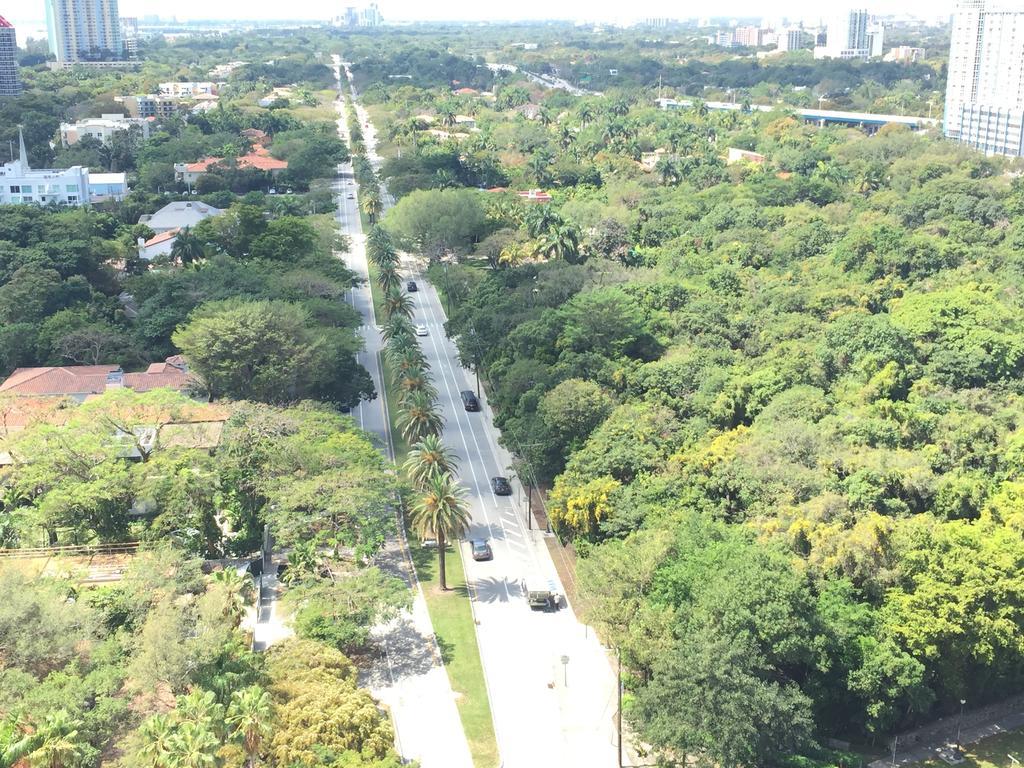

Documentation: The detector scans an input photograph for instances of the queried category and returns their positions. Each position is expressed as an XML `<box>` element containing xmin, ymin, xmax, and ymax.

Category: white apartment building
<box><xmin>945</xmin><ymin>0</ymin><xmax>1024</xmax><ymax>156</ymax></box>
<box><xmin>60</xmin><ymin>113</ymin><xmax>150</xmax><ymax>145</ymax></box>
<box><xmin>158</xmin><ymin>81</ymin><xmax>217</xmax><ymax>98</ymax></box>
<box><xmin>0</xmin><ymin>129</ymin><xmax>127</xmax><ymax>206</ymax></box>
<box><xmin>0</xmin><ymin>130</ymin><xmax>88</xmax><ymax>205</ymax></box>
<box><xmin>814</xmin><ymin>9</ymin><xmax>870</xmax><ymax>59</ymax></box>
<box><xmin>777</xmin><ymin>28</ymin><xmax>805</xmax><ymax>52</ymax></box>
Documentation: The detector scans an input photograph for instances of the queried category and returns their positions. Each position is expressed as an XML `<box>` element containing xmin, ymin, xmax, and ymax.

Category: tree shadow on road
<box><xmin>471</xmin><ymin>576</ymin><xmax>520</xmax><ymax>605</ymax></box>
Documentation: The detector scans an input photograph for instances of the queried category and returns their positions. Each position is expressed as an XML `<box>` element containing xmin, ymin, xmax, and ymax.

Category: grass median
<box><xmin>365</xmin><ymin>259</ymin><xmax>499</xmax><ymax>768</ymax></box>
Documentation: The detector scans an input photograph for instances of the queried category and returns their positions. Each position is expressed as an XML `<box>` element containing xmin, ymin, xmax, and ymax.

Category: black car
<box><xmin>490</xmin><ymin>476</ymin><xmax>512</xmax><ymax>496</ymax></box>
<box><xmin>460</xmin><ymin>390</ymin><xmax>480</xmax><ymax>412</ymax></box>
<box><xmin>407</xmin><ymin>280</ymin><xmax>418</xmax><ymax>292</ymax></box>
<box><xmin>471</xmin><ymin>539</ymin><xmax>493</xmax><ymax>561</ymax></box>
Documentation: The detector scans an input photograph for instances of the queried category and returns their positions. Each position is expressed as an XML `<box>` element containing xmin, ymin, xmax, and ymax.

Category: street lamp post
<box><xmin>560</xmin><ymin>655</ymin><xmax>569</xmax><ymax>686</ymax></box>
<box><xmin>956</xmin><ymin>699</ymin><xmax>966</xmax><ymax>753</ymax></box>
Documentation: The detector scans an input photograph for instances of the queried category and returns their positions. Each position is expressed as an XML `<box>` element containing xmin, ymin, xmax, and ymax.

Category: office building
<box><xmin>60</xmin><ymin>114</ymin><xmax>150</xmax><ymax>145</ymax></box>
<box><xmin>814</xmin><ymin>8</ymin><xmax>870</xmax><ymax>59</ymax></box>
<box><xmin>0</xmin><ymin>16</ymin><xmax>21</xmax><ymax>97</ymax></box>
<box><xmin>945</xmin><ymin>0</ymin><xmax>1024</xmax><ymax>156</ymax></box>
<box><xmin>45</xmin><ymin>0</ymin><xmax>122</xmax><ymax>63</ymax></box>
<box><xmin>331</xmin><ymin>3</ymin><xmax>382</xmax><ymax>27</ymax></box>
<box><xmin>714</xmin><ymin>29</ymin><xmax>736</xmax><ymax>46</ymax></box>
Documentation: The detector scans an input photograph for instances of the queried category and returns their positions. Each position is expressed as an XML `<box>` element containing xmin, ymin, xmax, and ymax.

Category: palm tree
<box><xmin>410</xmin><ymin>472</ymin><xmax>471</xmax><ymax>590</ymax></box>
<box><xmin>366</xmin><ymin>226</ymin><xmax>398</xmax><ymax>267</ymax></box>
<box><xmin>537</xmin><ymin>105</ymin><xmax>554</xmax><ymax>127</ymax></box>
<box><xmin>170</xmin><ymin>227</ymin><xmax>204</xmax><ymax>268</ymax></box>
<box><xmin>655</xmin><ymin>157</ymin><xmax>682</xmax><ymax>186</ymax></box>
<box><xmin>498</xmin><ymin>241</ymin><xmax>531</xmax><ymax>268</ymax></box>
<box><xmin>212</xmin><ymin>568</ymin><xmax>254</xmax><ymax>626</ymax></box>
<box><xmin>576</xmin><ymin>102</ymin><xmax>595</xmax><ymax>127</ymax></box>
<box><xmin>404</xmin><ymin>435</ymin><xmax>460</xmax><ymax>488</ymax></box>
<box><xmin>525</xmin><ymin>206</ymin><xmax>562</xmax><ymax>238</ymax></box>
<box><xmin>538</xmin><ymin>223</ymin><xmax>582</xmax><ymax>264</ymax></box>
<box><xmin>396</xmin><ymin>367</ymin><xmax>438</xmax><ymax>403</ymax></box>
<box><xmin>377</xmin><ymin>264</ymin><xmax>402</xmax><ymax>295</ymax></box>
<box><xmin>360</xmin><ymin>188</ymin><xmax>383</xmax><ymax>224</ymax></box>
<box><xmin>385</xmin><ymin>344</ymin><xmax>428</xmax><ymax>375</ymax></box>
<box><xmin>1</xmin><ymin>717</ymin><xmax>35</xmax><ymax>768</ymax></box>
<box><xmin>383</xmin><ymin>290</ymin><xmax>414</xmax><ymax>321</ymax></box>
<box><xmin>136</xmin><ymin>714</ymin><xmax>176</xmax><ymax>768</ymax></box>
<box><xmin>381</xmin><ymin>316</ymin><xmax>415</xmax><ymax>345</ymax></box>
<box><xmin>857</xmin><ymin>164</ymin><xmax>885</xmax><ymax>194</ymax></box>
<box><xmin>396</xmin><ymin>391</ymin><xmax>444</xmax><ymax>443</ymax></box>
<box><xmin>558</xmin><ymin>125</ymin><xmax>575</xmax><ymax>151</ymax></box>
<box><xmin>226</xmin><ymin>686</ymin><xmax>273</xmax><ymax>768</ymax></box>
<box><xmin>165</xmin><ymin>723</ymin><xmax>219</xmax><ymax>768</ymax></box>
<box><xmin>437</xmin><ymin>103</ymin><xmax>457</xmax><ymax>129</ymax></box>
<box><xmin>25</xmin><ymin>712</ymin><xmax>85</xmax><ymax>768</ymax></box>
<box><xmin>813</xmin><ymin>160</ymin><xmax>851</xmax><ymax>186</ymax></box>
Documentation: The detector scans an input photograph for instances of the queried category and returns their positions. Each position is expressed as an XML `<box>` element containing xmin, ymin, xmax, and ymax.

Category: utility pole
<box><xmin>956</xmin><ymin>699</ymin><xmax>966</xmax><ymax>753</ymax></box>
<box><xmin>617</xmin><ymin>651</ymin><xmax>623</xmax><ymax>768</ymax></box>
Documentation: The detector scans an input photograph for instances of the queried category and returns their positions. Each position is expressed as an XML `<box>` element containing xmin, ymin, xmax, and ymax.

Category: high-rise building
<box><xmin>945</xmin><ymin>0</ymin><xmax>1024</xmax><ymax>156</ymax></box>
<box><xmin>120</xmin><ymin>16</ymin><xmax>138</xmax><ymax>59</ymax></box>
<box><xmin>776</xmin><ymin>28</ymin><xmax>806</xmax><ymax>52</ymax></box>
<box><xmin>866</xmin><ymin>20</ymin><xmax>885</xmax><ymax>57</ymax></box>
<box><xmin>45</xmin><ymin>0</ymin><xmax>122</xmax><ymax>63</ymax></box>
<box><xmin>814</xmin><ymin>8</ymin><xmax>870</xmax><ymax>59</ymax></box>
<box><xmin>0</xmin><ymin>16</ymin><xmax>21</xmax><ymax>97</ymax></box>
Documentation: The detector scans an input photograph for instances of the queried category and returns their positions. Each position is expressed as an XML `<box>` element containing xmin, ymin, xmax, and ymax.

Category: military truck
<box><xmin>525</xmin><ymin>578</ymin><xmax>561</xmax><ymax>610</ymax></box>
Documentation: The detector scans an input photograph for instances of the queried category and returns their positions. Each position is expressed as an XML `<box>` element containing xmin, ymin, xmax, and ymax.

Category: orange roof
<box><xmin>185</xmin><ymin>152</ymin><xmax>287</xmax><ymax>173</ymax></box>
<box><xmin>144</xmin><ymin>228</ymin><xmax>180</xmax><ymax>247</ymax></box>
<box><xmin>1</xmin><ymin>365</ymin><xmax>119</xmax><ymax>397</ymax></box>
<box><xmin>454</xmin><ymin>87</ymin><xmax>478</xmax><ymax>95</ymax></box>
<box><xmin>1</xmin><ymin>358</ymin><xmax>195</xmax><ymax>397</ymax></box>
<box><xmin>123</xmin><ymin>371</ymin><xmax>194</xmax><ymax>393</ymax></box>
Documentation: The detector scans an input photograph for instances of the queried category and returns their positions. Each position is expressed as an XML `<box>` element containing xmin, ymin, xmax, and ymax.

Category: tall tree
<box><xmin>404</xmin><ymin>434</ymin><xmax>460</xmax><ymax>488</ymax></box>
<box><xmin>226</xmin><ymin>686</ymin><xmax>274</xmax><ymax>768</ymax></box>
<box><xmin>409</xmin><ymin>472</ymin><xmax>471</xmax><ymax>590</ymax></box>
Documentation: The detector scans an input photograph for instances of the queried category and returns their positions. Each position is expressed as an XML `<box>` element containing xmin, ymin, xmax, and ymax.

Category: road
<box><xmin>340</xmin><ymin>58</ymin><xmax>622</xmax><ymax>768</ymax></box>
<box><xmin>332</xmin><ymin>68</ymin><xmax>474</xmax><ymax>768</ymax></box>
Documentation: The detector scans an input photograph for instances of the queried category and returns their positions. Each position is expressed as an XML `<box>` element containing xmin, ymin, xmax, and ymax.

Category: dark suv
<box><xmin>407</xmin><ymin>280</ymin><xmax>418</xmax><ymax>292</ymax></box>
<box><xmin>490</xmin><ymin>476</ymin><xmax>512</xmax><ymax>496</ymax></box>
<box><xmin>460</xmin><ymin>390</ymin><xmax>480</xmax><ymax>412</ymax></box>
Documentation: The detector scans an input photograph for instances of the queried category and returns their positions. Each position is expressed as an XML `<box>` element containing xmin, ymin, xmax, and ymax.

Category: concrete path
<box><xmin>251</xmin><ymin>563</ymin><xmax>292</xmax><ymax>651</ymax></box>
<box><xmin>332</xmin><ymin>58</ymin><xmax>473</xmax><ymax>768</ymax></box>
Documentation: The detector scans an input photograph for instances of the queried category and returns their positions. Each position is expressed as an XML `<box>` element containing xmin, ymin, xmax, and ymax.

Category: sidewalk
<box><xmin>870</xmin><ymin>695</ymin><xmax>1024</xmax><ymax>767</ymax></box>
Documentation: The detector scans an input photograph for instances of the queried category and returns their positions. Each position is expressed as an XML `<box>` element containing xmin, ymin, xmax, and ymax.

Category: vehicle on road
<box><xmin>471</xmin><ymin>539</ymin><xmax>493</xmax><ymax>561</ymax></box>
<box><xmin>407</xmin><ymin>280</ymin><xmax>418</xmax><ymax>292</ymax></box>
<box><xmin>525</xmin><ymin>579</ymin><xmax>561</xmax><ymax>610</ymax></box>
<box><xmin>460</xmin><ymin>390</ymin><xmax>480</xmax><ymax>411</ymax></box>
<box><xmin>415</xmin><ymin>324</ymin><xmax>428</xmax><ymax>336</ymax></box>
<box><xmin>490</xmin><ymin>476</ymin><xmax>512</xmax><ymax>496</ymax></box>
<box><xmin>347</xmin><ymin>193</ymin><xmax>354</xmax><ymax>199</ymax></box>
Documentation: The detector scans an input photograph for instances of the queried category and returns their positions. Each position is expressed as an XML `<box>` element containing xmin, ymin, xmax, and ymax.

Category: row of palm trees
<box><xmin>135</xmin><ymin>687</ymin><xmax>272</xmax><ymax>768</ymax></box>
<box><xmin>366</xmin><ymin>225</ymin><xmax>472</xmax><ymax>590</ymax></box>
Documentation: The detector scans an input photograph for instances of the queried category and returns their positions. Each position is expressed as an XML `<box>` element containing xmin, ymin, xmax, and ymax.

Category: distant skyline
<box><xmin>10</xmin><ymin>0</ymin><xmax>955</xmax><ymax>40</ymax></box>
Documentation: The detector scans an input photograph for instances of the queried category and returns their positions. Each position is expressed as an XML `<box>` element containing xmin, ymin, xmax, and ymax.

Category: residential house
<box><xmin>726</xmin><ymin>147</ymin><xmax>767</xmax><ymax>165</ymax></box>
<box><xmin>137</xmin><ymin>228</ymin><xmax>179</xmax><ymax>261</ymax></box>
<box><xmin>139</xmin><ymin>200</ymin><xmax>225</xmax><ymax>233</ymax></box>
<box><xmin>173</xmin><ymin>150</ymin><xmax>288</xmax><ymax>187</ymax></box>
<box><xmin>124</xmin><ymin>94</ymin><xmax>180</xmax><ymax>119</ymax></box>
<box><xmin>60</xmin><ymin>114</ymin><xmax>151</xmax><ymax>145</ymax></box>
<box><xmin>88</xmin><ymin>172</ymin><xmax>129</xmax><ymax>202</ymax></box>
<box><xmin>0</xmin><ymin>356</ymin><xmax>195</xmax><ymax>402</ymax></box>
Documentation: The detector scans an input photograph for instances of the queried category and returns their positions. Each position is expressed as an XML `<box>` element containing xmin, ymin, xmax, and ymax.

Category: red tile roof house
<box><xmin>0</xmin><ymin>356</ymin><xmax>196</xmax><ymax>403</ymax></box>
<box><xmin>174</xmin><ymin>152</ymin><xmax>288</xmax><ymax>186</ymax></box>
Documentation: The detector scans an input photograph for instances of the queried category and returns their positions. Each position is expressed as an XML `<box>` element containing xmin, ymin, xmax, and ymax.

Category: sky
<box><xmin>10</xmin><ymin>0</ymin><xmax>955</xmax><ymax>39</ymax></box>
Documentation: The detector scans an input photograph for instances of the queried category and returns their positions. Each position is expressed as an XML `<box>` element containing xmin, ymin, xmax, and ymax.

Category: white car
<box><xmin>415</xmin><ymin>324</ymin><xmax>428</xmax><ymax>337</ymax></box>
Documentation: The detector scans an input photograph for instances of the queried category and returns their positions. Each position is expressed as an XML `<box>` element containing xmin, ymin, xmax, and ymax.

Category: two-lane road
<box><xmin>332</xmin><ymin>82</ymin><xmax>473</xmax><ymax>768</ymax></box>
<box><xmin>337</xmin><ymin>58</ymin><xmax>621</xmax><ymax>768</ymax></box>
